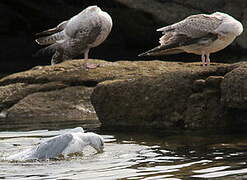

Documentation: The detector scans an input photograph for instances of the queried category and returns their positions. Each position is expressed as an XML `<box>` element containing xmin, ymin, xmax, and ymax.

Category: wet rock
<box><xmin>221</xmin><ymin>63</ymin><xmax>247</xmax><ymax>109</ymax></box>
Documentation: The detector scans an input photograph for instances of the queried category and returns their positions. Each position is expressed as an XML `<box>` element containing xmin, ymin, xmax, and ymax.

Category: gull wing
<box><xmin>139</xmin><ymin>32</ymin><xmax>218</xmax><ymax>56</ymax></box>
<box><xmin>32</xmin><ymin>133</ymin><xmax>73</xmax><ymax>159</ymax></box>
<box><xmin>157</xmin><ymin>14</ymin><xmax>222</xmax><ymax>38</ymax></box>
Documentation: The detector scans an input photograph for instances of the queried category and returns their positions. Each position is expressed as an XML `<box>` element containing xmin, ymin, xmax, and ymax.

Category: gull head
<box><xmin>213</xmin><ymin>12</ymin><xmax>243</xmax><ymax>36</ymax></box>
<box><xmin>212</xmin><ymin>12</ymin><xmax>229</xmax><ymax>19</ymax></box>
<box><xmin>211</xmin><ymin>12</ymin><xmax>237</xmax><ymax>21</ymax></box>
<box><xmin>86</xmin><ymin>132</ymin><xmax>104</xmax><ymax>153</ymax></box>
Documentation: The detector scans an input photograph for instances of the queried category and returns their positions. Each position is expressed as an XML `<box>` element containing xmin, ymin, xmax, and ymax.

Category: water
<box><xmin>1</xmin><ymin>127</ymin><xmax>247</xmax><ymax>180</ymax></box>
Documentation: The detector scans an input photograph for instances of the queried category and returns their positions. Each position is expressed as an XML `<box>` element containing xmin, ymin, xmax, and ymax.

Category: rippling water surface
<box><xmin>1</xmin><ymin>127</ymin><xmax>247</xmax><ymax>180</ymax></box>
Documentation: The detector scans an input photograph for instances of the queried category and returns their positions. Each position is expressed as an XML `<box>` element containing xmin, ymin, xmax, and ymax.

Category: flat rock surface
<box><xmin>1</xmin><ymin>59</ymin><xmax>247</xmax><ymax>130</ymax></box>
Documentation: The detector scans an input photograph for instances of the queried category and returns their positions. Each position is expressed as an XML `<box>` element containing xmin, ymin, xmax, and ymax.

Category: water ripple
<box><xmin>1</xmin><ymin>128</ymin><xmax>247</xmax><ymax>179</ymax></box>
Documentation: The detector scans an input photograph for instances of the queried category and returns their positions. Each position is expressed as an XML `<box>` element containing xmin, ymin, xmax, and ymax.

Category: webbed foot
<box><xmin>83</xmin><ymin>63</ymin><xmax>100</xmax><ymax>70</ymax></box>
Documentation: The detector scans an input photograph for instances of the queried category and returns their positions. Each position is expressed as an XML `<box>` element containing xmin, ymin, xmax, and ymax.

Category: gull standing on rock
<box><xmin>35</xmin><ymin>6</ymin><xmax>112</xmax><ymax>67</ymax></box>
<box><xmin>139</xmin><ymin>12</ymin><xmax>243</xmax><ymax>66</ymax></box>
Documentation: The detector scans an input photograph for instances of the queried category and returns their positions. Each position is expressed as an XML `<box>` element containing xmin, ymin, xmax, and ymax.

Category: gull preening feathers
<box><xmin>36</xmin><ymin>5</ymin><xmax>112</xmax><ymax>65</ymax></box>
<box><xmin>6</xmin><ymin>127</ymin><xmax>104</xmax><ymax>161</ymax></box>
<box><xmin>139</xmin><ymin>12</ymin><xmax>243</xmax><ymax>66</ymax></box>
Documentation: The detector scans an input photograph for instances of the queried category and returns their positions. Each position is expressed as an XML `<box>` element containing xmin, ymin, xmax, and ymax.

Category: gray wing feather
<box><xmin>32</xmin><ymin>133</ymin><xmax>73</xmax><ymax>159</ymax></box>
<box><xmin>157</xmin><ymin>14</ymin><xmax>222</xmax><ymax>38</ymax></box>
<box><xmin>139</xmin><ymin>32</ymin><xmax>218</xmax><ymax>56</ymax></box>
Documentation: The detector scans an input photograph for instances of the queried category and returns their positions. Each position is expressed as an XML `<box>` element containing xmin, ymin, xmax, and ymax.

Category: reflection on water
<box><xmin>1</xmin><ymin>128</ymin><xmax>247</xmax><ymax>180</ymax></box>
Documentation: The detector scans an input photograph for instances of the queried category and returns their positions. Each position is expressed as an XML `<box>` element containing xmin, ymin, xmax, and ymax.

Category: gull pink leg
<box><xmin>83</xmin><ymin>48</ymin><xmax>100</xmax><ymax>69</ymax></box>
<box><xmin>206</xmin><ymin>53</ymin><xmax>210</xmax><ymax>66</ymax></box>
<box><xmin>201</xmin><ymin>54</ymin><xmax>206</xmax><ymax>66</ymax></box>
<box><xmin>84</xmin><ymin>48</ymin><xmax>89</xmax><ymax>59</ymax></box>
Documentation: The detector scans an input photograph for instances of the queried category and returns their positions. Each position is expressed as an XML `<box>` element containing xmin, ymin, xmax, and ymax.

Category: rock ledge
<box><xmin>1</xmin><ymin>59</ymin><xmax>247</xmax><ymax>130</ymax></box>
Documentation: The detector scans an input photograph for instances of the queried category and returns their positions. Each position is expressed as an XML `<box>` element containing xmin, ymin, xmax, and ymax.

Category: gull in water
<box><xmin>35</xmin><ymin>5</ymin><xmax>112</xmax><ymax>67</ymax></box>
<box><xmin>6</xmin><ymin>127</ymin><xmax>104</xmax><ymax>161</ymax></box>
<box><xmin>139</xmin><ymin>12</ymin><xmax>243</xmax><ymax>66</ymax></box>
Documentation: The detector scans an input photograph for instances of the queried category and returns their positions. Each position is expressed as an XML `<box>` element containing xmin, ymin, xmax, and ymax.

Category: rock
<box><xmin>0</xmin><ymin>59</ymin><xmax>192</xmax><ymax>129</ymax></box>
<box><xmin>1</xmin><ymin>59</ymin><xmax>247</xmax><ymax>130</ymax></box>
<box><xmin>91</xmin><ymin>61</ymin><xmax>233</xmax><ymax>129</ymax></box>
<box><xmin>221</xmin><ymin>62</ymin><xmax>247</xmax><ymax>109</ymax></box>
<box><xmin>184</xmin><ymin>89</ymin><xmax>227</xmax><ymax>128</ymax></box>
<box><xmin>205</xmin><ymin>76</ymin><xmax>224</xmax><ymax>89</ymax></box>
<box><xmin>238</xmin><ymin>8</ymin><xmax>247</xmax><ymax>49</ymax></box>
<box><xmin>193</xmin><ymin>79</ymin><xmax>206</xmax><ymax>92</ymax></box>
<box><xmin>7</xmin><ymin>86</ymin><xmax>95</xmax><ymax>119</ymax></box>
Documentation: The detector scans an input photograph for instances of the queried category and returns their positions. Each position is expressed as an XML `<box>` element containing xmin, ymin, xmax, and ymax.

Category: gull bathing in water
<box><xmin>139</xmin><ymin>12</ymin><xmax>243</xmax><ymax>66</ymax></box>
<box><xmin>35</xmin><ymin>5</ymin><xmax>112</xmax><ymax>67</ymax></box>
<box><xmin>6</xmin><ymin>127</ymin><xmax>104</xmax><ymax>161</ymax></box>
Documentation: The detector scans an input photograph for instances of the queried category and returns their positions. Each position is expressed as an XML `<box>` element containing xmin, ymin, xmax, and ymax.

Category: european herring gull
<box><xmin>139</xmin><ymin>12</ymin><xmax>243</xmax><ymax>66</ymax></box>
<box><xmin>6</xmin><ymin>127</ymin><xmax>104</xmax><ymax>161</ymax></box>
<box><xmin>35</xmin><ymin>5</ymin><xmax>112</xmax><ymax>66</ymax></box>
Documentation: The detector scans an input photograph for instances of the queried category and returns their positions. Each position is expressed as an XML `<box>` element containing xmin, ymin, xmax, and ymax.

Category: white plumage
<box><xmin>139</xmin><ymin>12</ymin><xmax>243</xmax><ymax>66</ymax></box>
<box><xmin>36</xmin><ymin>5</ymin><xmax>113</xmax><ymax>65</ymax></box>
<box><xmin>6</xmin><ymin>127</ymin><xmax>104</xmax><ymax>161</ymax></box>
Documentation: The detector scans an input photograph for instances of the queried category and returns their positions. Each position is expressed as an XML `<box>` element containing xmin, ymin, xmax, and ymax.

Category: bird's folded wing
<box><xmin>33</xmin><ymin>133</ymin><xmax>73</xmax><ymax>159</ymax></box>
<box><xmin>162</xmin><ymin>32</ymin><xmax>218</xmax><ymax>47</ymax></box>
<box><xmin>139</xmin><ymin>32</ymin><xmax>218</xmax><ymax>56</ymax></box>
<box><xmin>157</xmin><ymin>14</ymin><xmax>222</xmax><ymax>38</ymax></box>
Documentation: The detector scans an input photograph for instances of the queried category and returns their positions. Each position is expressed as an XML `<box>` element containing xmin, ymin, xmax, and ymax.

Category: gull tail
<box><xmin>36</xmin><ymin>28</ymin><xmax>58</xmax><ymax>36</ymax></box>
<box><xmin>138</xmin><ymin>46</ymin><xmax>162</xmax><ymax>57</ymax></box>
<box><xmin>35</xmin><ymin>36</ymin><xmax>54</xmax><ymax>45</ymax></box>
<box><xmin>36</xmin><ymin>21</ymin><xmax>68</xmax><ymax>36</ymax></box>
<box><xmin>35</xmin><ymin>31</ymin><xmax>65</xmax><ymax>45</ymax></box>
<box><xmin>139</xmin><ymin>45</ymin><xmax>184</xmax><ymax>57</ymax></box>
